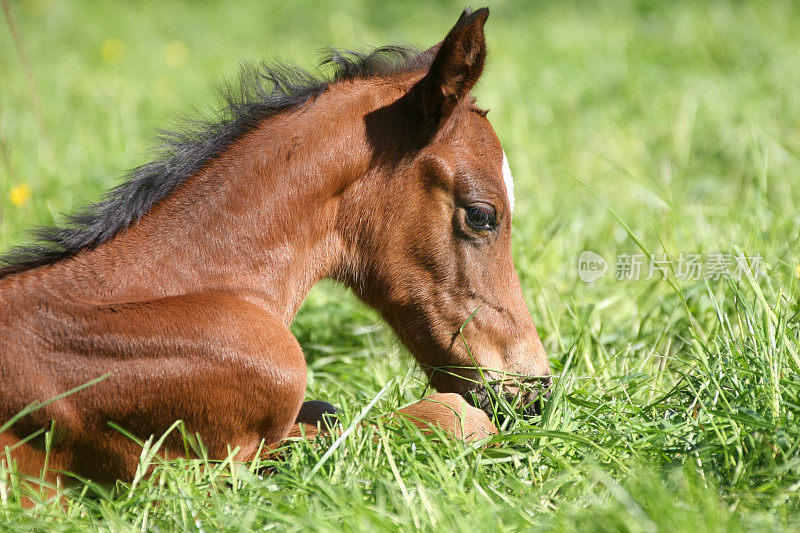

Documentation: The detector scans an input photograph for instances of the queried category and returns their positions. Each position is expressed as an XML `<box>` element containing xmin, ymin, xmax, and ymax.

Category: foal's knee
<box><xmin>272</xmin><ymin>357</ymin><xmax>308</xmax><ymax>425</ymax></box>
<box><xmin>234</xmin><ymin>332</ymin><xmax>308</xmax><ymax>444</ymax></box>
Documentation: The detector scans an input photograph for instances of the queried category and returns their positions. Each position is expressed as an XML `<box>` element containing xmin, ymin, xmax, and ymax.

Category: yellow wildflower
<box><xmin>10</xmin><ymin>183</ymin><xmax>32</xmax><ymax>207</ymax></box>
<box><xmin>101</xmin><ymin>38</ymin><xmax>126</xmax><ymax>64</ymax></box>
<box><xmin>163</xmin><ymin>41</ymin><xmax>190</xmax><ymax>68</ymax></box>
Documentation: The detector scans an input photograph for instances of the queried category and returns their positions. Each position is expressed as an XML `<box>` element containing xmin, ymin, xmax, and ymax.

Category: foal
<box><xmin>0</xmin><ymin>7</ymin><xmax>550</xmax><ymax>484</ymax></box>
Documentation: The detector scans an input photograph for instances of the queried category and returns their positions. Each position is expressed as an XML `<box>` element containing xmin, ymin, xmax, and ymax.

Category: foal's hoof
<box><xmin>285</xmin><ymin>400</ymin><xmax>339</xmax><ymax>440</ymax></box>
<box><xmin>394</xmin><ymin>393</ymin><xmax>498</xmax><ymax>442</ymax></box>
<box><xmin>295</xmin><ymin>400</ymin><xmax>338</xmax><ymax>425</ymax></box>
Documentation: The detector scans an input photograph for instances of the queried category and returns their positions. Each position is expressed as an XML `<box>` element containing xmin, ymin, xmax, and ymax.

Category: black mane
<box><xmin>0</xmin><ymin>45</ymin><xmax>430</xmax><ymax>277</ymax></box>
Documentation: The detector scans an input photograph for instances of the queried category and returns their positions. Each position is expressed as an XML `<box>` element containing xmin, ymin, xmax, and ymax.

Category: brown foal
<box><xmin>0</xmin><ymin>7</ymin><xmax>550</xmax><ymax>485</ymax></box>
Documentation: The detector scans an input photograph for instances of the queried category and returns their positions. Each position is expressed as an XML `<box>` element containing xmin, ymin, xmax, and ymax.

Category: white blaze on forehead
<box><xmin>501</xmin><ymin>151</ymin><xmax>515</xmax><ymax>214</ymax></box>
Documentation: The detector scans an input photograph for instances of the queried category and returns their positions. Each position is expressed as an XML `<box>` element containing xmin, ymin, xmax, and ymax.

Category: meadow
<box><xmin>1</xmin><ymin>0</ymin><xmax>800</xmax><ymax>530</ymax></box>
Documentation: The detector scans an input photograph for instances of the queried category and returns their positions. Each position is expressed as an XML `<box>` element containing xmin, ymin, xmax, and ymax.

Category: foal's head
<box><xmin>344</xmin><ymin>8</ymin><xmax>551</xmax><ymax>414</ymax></box>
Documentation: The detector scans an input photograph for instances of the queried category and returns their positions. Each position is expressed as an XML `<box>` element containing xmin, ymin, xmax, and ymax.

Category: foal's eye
<box><xmin>465</xmin><ymin>204</ymin><xmax>497</xmax><ymax>230</ymax></box>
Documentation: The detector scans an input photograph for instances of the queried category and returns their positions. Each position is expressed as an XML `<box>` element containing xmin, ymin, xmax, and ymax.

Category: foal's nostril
<box><xmin>541</xmin><ymin>375</ymin><xmax>553</xmax><ymax>399</ymax></box>
<box><xmin>520</xmin><ymin>375</ymin><xmax>552</xmax><ymax>416</ymax></box>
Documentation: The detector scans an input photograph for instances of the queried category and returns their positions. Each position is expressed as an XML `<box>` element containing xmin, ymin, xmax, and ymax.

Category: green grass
<box><xmin>2</xmin><ymin>0</ymin><xmax>800</xmax><ymax>530</ymax></box>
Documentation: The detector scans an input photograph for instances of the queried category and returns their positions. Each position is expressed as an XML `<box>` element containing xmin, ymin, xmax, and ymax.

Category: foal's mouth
<box><xmin>424</xmin><ymin>365</ymin><xmax>553</xmax><ymax>420</ymax></box>
<box><xmin>463</xmin><ymin>374</ymin><xmax>553</xmax><ymax>420</ymax></box>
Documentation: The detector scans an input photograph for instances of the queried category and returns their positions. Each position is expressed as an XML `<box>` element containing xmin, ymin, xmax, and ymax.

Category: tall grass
<box><xmin>1</xmin><ymin>0</ymin><xmax>799</xmax><ymax>530</ymax></box>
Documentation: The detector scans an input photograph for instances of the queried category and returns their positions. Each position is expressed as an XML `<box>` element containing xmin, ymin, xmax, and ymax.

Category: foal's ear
<box><xmin>416</xmin><ymin>7</ymin><xmax>489</xmax><ymax>124</ymax></box>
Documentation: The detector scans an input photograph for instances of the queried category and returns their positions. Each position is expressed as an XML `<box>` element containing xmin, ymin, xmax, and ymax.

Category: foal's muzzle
<box><xmin>466</xmin><ymin>375</ymin><xmax>553</xmax><ymax>420</ymax></box>
<box><xmin>520</xmin><ymin>375</ymin><xmax>553</xmax><ymax>417</ymax></box>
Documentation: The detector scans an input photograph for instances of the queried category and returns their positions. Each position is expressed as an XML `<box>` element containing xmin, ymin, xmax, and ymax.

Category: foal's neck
<box><xmin>38</xmin><ymin>90</ymin><xmax>379</xmax><ymax>324</ymax></box>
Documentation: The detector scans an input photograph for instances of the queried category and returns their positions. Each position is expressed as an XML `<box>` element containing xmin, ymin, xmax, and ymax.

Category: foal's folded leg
<box><xmin>391</xmin><ymin>393</ymin><xmax>498</xmax><ymax>442</ymax></box>
<box><xmin>8</xmin><ymin>293</ymin><xmax>308</xmax><ymax>484</ymax></box>
<box><xmin>278</xmin><ymin>393</ymin><xmax>497</xmax><ymax>448</ymax></box>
